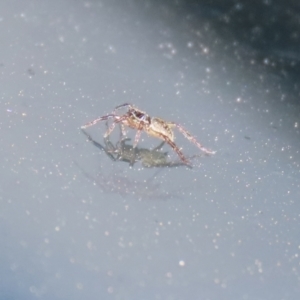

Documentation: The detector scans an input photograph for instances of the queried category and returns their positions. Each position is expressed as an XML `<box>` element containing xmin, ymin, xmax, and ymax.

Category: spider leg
<box><xmin>104</xmin><ymin>122</ymin><xmax>116</xmax><ymax>138</ymax></box>
<box><xmin>103</xmin><ymin>115</ymin><xmax>128</xmax><ymax>138</ymax></box>
<box><xmin>172</xmin><ymin>123</ymin><xmax>215</xmax><ymax>155</ymax></box>
<box><xmin>158</xmin><ymin>133</ymin><xmax>190</xmax><ymax>165</ymax></box>
<box><xmin>103</xmin><ymin>121</ymin><xmax>118</xmax><ymax>156</ymax></box>
<box><xmin>104</xmin><ymin>134</ymin><xmax>116</xmax><ymax>153</ymax></box>
<box><xmin>120</xmin><ymin>124</ymin><xmax>127</xmax><ymax>140</ymax></box>
<box><xmin>81</xmin><ymin>114</ymin><xmax>116</xmax><ymax>129</ymax></box>
<box><xmin>114</xmin><ymin>103</ymin><xmax>133</xmax><ymax>112</ymax></box>
<box><xmin>132</xmin><ymin>114</ymin><xmax>149</xmax><ymax>148</ymax></box>
<box><xmin>133</xmin><ymin>129</ymin><xmax>142</xmax><ymax>148</ymax></box>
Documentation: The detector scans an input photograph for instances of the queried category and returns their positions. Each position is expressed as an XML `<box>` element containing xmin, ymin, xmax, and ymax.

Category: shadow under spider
<box><xmin>81</xmin><ymin>129</ymin><xmax>194</xmax><ymax>169</ymax></box>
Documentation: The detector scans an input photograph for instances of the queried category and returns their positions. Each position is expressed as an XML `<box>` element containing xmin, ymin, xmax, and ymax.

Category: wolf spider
<box><xmin>81</xmin><ymin>103</ymin><xmax>214</xmax><ymax>164</ymax></box>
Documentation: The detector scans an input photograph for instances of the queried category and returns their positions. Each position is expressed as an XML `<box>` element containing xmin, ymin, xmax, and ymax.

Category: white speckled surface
<box><xmin>1</xmin><ymin>1</ymin><xmax>299</xmax><ymax>299</ymax></box>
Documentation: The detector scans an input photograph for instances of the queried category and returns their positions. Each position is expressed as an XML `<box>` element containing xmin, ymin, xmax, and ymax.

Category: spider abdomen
<box><xmin>149</xmin><ymin>117</ymin><xmax>175</xmax><ymax>141</ymax></box>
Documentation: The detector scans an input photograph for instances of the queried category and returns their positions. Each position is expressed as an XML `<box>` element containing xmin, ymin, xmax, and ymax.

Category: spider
<box><xmin>81</xmin><ymin>103</ymin><xmax>215</xmax><ymax>164</ymax></box>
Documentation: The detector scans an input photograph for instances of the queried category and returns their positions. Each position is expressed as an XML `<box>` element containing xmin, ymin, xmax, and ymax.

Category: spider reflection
<box><xmin>81</xmin><ymin>129</ymin><xmax>192</xmax><ymax>168</ymax></box>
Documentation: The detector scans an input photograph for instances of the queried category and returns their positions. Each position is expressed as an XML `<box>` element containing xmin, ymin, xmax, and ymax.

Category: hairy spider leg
<box><xmin>110</xmin><ymin>123</ymin><xmax>127</xmax><ymax>144</ymax></box>
<box><xmin>114</xmin><ymin>103</ymin><xmax>133</xmax><ymax>111</ymax></box>
<box><xmin>120</xmin><ymin>124</ymin><xmax>127</xmax><ymax>139</ymax></box>
<box><xmin>81</xmin><ymin>114</ymin><xmax>116</xmax><ymax>129</ymax></box>
<box><xmin>132</xmin><ymin>114</ymin><xmax>148</xmax><ymax>148</ymax></box>
<box><xmin>102</xmin><ymin>121</ymin><xmax>119</xmax><ymax>157</ymax></box>
<box><xmin>155</xmin><ymin>132</ymin><xmax>190</xmax><ymax>165</ymax></box>
<box><xmin>171</xmin><ymin>122</ymin><xmax>215</xmax><ymax>155</ymax></box>
<box><xmin>104</xmin><ymin>122</ymin><xmax>116</xmax><ymax>138</ymax></box>
<box><xmin>103</xmin><ymin>115</ymin><xmax>128</xmax><ymax>137</ymax></box>
<box><xmin>133</xmin><ymin>129</ymin><xmax>142</xmax><ymax>148</ymax></box>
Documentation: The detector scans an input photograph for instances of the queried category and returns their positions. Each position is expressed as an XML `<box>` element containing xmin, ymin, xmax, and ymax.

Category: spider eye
<box><xmin>133</xmin><ymin>111</ymin><xmax>145</xmax><ymax>120</ymax></box>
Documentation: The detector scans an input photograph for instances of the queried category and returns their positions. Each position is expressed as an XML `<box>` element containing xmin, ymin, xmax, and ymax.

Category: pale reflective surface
<box><xmin>1</xmin><ymin>1</ymin><xmax>300</xmax><ymax>299</ymax></box>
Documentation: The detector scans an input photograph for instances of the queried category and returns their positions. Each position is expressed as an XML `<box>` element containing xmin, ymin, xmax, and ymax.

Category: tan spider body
<box><xmin>81</xmin><ymin>103</ymin><xmax>214</xmax><ymax>164</ymax></box>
